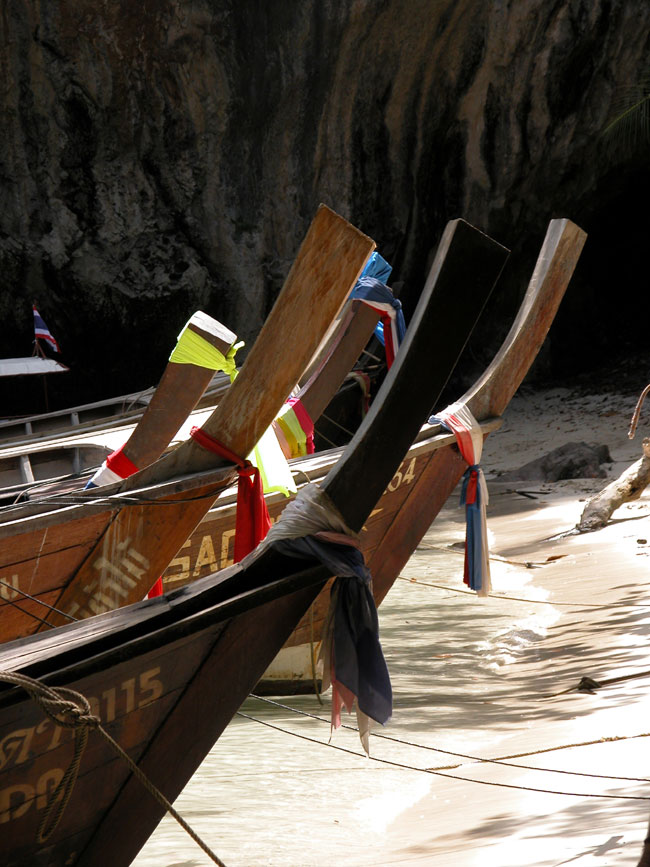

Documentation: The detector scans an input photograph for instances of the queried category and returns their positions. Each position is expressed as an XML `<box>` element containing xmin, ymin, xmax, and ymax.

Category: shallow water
<box><xmin>131</xmin><ymin>489</ymin><xmax>650</xmax><ymax>867</ymax></box>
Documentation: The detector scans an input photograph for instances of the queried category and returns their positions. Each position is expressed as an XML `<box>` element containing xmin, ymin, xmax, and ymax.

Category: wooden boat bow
<box><xmin>0</xmin><ymin>218</ymin><xmax>508</xmax><ymax>866</ymax></box>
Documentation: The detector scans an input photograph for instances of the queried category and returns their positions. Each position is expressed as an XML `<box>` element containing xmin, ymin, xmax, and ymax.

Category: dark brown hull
<box><xmin>0</xmin><ymin>218</ymin><xmax>511</xmax><ymax>866</ymax></box>
<box><xmin>0</xmin><ymin>562</ymin><xmax>329</xmax><ymax>865</ymax></box>
<box><xmin>168</xmin><ymin>219</ymin><xmax>589</xmax><ymax>686</ymax></box>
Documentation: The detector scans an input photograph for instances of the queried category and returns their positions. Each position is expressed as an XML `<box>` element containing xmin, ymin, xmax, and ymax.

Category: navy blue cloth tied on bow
<box><xmin>271</xmin><ymin>535</ymin><xmax>392</xmax><ymax>751</ymax></box>
<box><xmin>351</xmin><ymin>276</ymin><xmax>406</xmax><ymax>367</ymax></box>
<box><xmin>350</xmin><ymin>252</ymin><xmax>406</xmax><ymax>364</ymax></box>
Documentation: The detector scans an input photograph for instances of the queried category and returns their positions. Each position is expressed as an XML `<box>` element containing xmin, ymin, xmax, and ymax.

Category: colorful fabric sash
<box><xmin>169</xmin><ymin>324</ymin><xmax>243</xmax><ymax>376</ymax></box>
<box><xmin>351</xmin><ymin>276</ymin><xmax>406</xmax><ymax>368</ymax></box>
<box><xmin>259</xmin><ymin>484</ymin><xmax>391</xmax><ymax>755</ymax></box>
<box><xmin>84</xmin><ymin>444</ymin><xmax>139</xmax><ymax>489</ymax></box>
<box><xmin>355</xmin><ymin>252</ymin><xmax>405</xmax><ymax>363</ymax></box>
<box><xmin>84</xmin><ymin>320</ymin><xmax>244</xmax><ymax>492</ymax></box>
<box><xmin>429</xmin><ymin>403</ymin><xmax>492</xmax><ymax>595</ymax></box>
<box><xmin>190</xmin><ymin>426</ymin><xmax>272</xmax><ymax>563</ymax></box>
<box><xmin>248</xmin><ymin>421</ymin><xmax>297</xmax><ymax>497</ymax></box>
<box><xmin>275</xmin><ymin>397</ymin><xmax>315</xmax><ymax>458</ymax></box>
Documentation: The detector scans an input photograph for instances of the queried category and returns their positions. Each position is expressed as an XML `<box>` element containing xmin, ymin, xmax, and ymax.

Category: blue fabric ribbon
<box><xmin>353</xmin><ymin>252</ymin><xmax>403</xmax><ymax>347</ymax></box>
<box><xmin>429</xmin><ymin>415</ymin><xmax>487</xmax><ymax>593</ymax></box>
<box><xmin>351</xmin><ymin>277</ymin><xmax>406</xmax><ymax>347</ymax></box>
<box><xmin>272</xmin><ymin>536</ymin><xmax>392</xmax><ymax>726</ymax></box>
<box><xmin>460</xmin><ymin>465</ymin><xmax>486</xmax><ymax>592</ymax></box>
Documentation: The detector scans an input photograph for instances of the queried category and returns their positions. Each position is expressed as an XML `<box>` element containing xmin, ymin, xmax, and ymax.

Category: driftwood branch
<box><xmin>577</xmin><ymin>437</ymin><xmax>650</xmax><ymax>531</ymax></box>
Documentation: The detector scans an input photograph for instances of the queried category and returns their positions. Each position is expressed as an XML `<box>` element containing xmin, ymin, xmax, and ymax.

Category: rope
<box><xmin>249</xmin><ymin>694</ymin><xmax>650</xmax><ymax>783</ymax></box>
<box><xmin>0</xmin><ymin>671</ymin><xmax>227</xmax><ymax>866</ymax></box>
<box><xmin>0</xmin><ymin>488</ymin><xmax>228</xmax><ymax>513</ymax></box>
<box><xmin>237</xmin><ymin>711</ymin><xmax>650</xmax><ymax>801</ymax></box>
<box><xmin>318</xmin><ymin>412</ymin><xmax>355</xmax><ymax>438</ymax></box>
<box><xmin>396</xmin><ymin>574</ymin><xmax>622</xmax><ymax>608</ymax></box>
<box><xmin>0</xmin><ymin>671</ymin><xmax>96</xmax><ymax>843</ymax></box>
<box><xmin>0</xmin><ymin>579</ymin><xmax>78</xmax><ymax>625</ymax></box>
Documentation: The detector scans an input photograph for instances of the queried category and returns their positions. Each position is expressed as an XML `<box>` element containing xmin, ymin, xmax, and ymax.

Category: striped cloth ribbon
<box><xmin>351</xmin><ymin>276</ymin><xmax>405</xmax><ymax>368</ymax></box>
<box><xmin>429</xmin><ymin>402</ymin><xmax>492</xmax><ymax>595</ymax></box>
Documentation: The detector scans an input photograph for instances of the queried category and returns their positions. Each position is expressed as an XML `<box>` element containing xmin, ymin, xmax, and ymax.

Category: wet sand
<box><xmin>134</xmin><ymin>384</ymin><xmax>650</xmax><ymax>866</ymax></box>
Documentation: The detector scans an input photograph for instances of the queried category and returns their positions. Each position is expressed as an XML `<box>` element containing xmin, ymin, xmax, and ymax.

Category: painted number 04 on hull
<box><xmin>387</xmin><ymin>457</ymin><xmax>416</xmax><ymax>492</ymax></box>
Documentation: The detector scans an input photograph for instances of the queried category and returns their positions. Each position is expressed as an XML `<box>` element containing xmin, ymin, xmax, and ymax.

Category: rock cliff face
<box><xmin>0</xmin><ymin>1</ymin><xmax>648</xmax><ymax>409</ymax></box>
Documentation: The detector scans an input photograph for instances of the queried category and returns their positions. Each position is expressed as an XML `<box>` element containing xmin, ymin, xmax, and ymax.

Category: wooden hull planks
<box><xmin>258</xmin><ymin>218</ymin><xmax>587</xmax><ymax>688</ymax></box>
<box><xmin>0</xmin><ymin>218</ymin><xmax>508</xmax><ymax>866</ymax></box>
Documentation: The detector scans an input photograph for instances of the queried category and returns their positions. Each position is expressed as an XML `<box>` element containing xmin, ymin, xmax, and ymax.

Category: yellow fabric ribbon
<box><xmin>169</xmin><ymin>324</ymin><xmax>244</xmax><ymax>381</ymax></box>
<box><xmin>276</xmin><ymin>404</ymin><xmax>308</xmax><ymax>458</ymax></box>
<box><xmin>171</xmin><ymin>319</ymin><xmax>295</xmax><ymax>496</ymax></box>
<box><xmin>248</xmin><ymin>424</ymin><xmax>297</xmax><ymax>498</ymax></box>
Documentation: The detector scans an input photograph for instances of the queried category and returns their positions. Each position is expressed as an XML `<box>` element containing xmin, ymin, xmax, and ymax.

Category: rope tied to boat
<box><xmin>0</xmin><ymin>670</ymin><xmax>228</xmax><ymax>866</ymax></box>
<box><xmin>0</xmin><ymin>671</ymin><xmax>97</xmax><ymax>844</ymax></box>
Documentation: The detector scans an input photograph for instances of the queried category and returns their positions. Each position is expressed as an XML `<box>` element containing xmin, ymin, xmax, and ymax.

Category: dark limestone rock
<box><xmin>498</xmin><ymin>441</ymin><xmax>612</xmax><ymax>482</ymax></box>
<box><xmin>0</xmin><ymin>1</ymin><xmax>648</xmax><ymax>410</ymax></box>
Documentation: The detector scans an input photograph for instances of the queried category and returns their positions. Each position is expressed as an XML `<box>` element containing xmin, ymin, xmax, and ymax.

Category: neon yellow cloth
<box><xmin>171</xmin><ymin>320</ymin><xmax>294</xmax><ymax>496</ymax></box>
<box><xmin>248</xmin><ymin>423</ymin><xmax>297</xmax><ymax>497</ymax></box>
<box><xmin>276</xmin><ymin>404</ymin><xmax>308</xmax><ymax>458</ymax></box>
<box><xmin>169</xmin><ymin>323</ymin><xmax>243</xmax><ymax>381</ymax></box>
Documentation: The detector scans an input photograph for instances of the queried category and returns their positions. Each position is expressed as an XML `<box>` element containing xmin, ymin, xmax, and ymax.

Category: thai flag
<box><xmin>33</xmin><ymin>306</ymin><xmax>60</xmax><ymax>352</ymax></box>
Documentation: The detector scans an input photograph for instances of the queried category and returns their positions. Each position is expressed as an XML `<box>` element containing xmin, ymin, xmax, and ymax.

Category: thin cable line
<box><xmin>237</xmin><ymin>712</ymin><xmax>650</xmax><ymax>801</ymax></box>
<box><xmin>0</xmin><ymin>579</ymin><xmax>78</xmax><ymax>623</ymax></box>
<box><xmin>248</xmin><ymin>695</ymin><xmax>650</xmax><ymax>783</ymax></box>
<box><xmin>398</xmin><ymin>573</ymin><xmax>646</xmax><ymax>609</ymax></box>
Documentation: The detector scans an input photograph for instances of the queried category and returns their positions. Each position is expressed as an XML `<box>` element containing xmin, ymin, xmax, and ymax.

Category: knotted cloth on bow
<box><xmin>274</xmin><ymin>396</ymin><xmax>315</xmax><ymax>458</ymax></box>
<box><xmin>429</xmin><ymin>402</ymin><xmax>492</xmax><ymax>595</ymax></box>
<box><xmin>84</xmin><ymin>317</ymin><xmax>244</xmax><ymax>491</ymax></box>
<box><xmin>256</xmin><ymin>484</ymin><xmax>392</xmax><ymax>754</ymax></box>
<box><xmin>351</xmin><ymin>276</ymin><xmax>406</xmax><ymax>368</ymax></box>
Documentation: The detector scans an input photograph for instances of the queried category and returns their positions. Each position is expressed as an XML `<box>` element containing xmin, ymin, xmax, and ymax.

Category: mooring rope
<box><xmin>237</xmin><ymin>709</ymin><xmax>650</xmax><ymax>801</ymax></box>
<box><xmin>0</xmin><ymin>671</ymin><xmax>227</xmax><ymax>866</ymax></box>
<box><xmin>0</xmin><ymin>579</ymin><xmax>78</xmax><ymax>625</ymax></box>
<box><xmin>0</xmin><ymin>487</ymin><xmax>231</xmax><ymax>514</ymax></box>
<box><xmin>398</xmin><ymin>572</ymin><xmax>650</xmax><ymax>609</ymax></box>
<box><xmin>247</xmin><ymin>694</ymin><xmax>650</xmax><ymax>783</ymax></box>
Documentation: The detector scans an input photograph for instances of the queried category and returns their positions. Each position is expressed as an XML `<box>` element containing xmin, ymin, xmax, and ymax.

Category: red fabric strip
<box><xmin>465</xmin><ymin>468</ymin><xmax>479</xmax><ymax>505</ymax></box>
<box><xmin>190</xmin><ymin>426</ymin><xmax>272</xmax><ymax>561</ymax></box>
<box><xmin>147</xmin><ymin>578</ymin><xmax>163</xmax><ymax>598</ymax></box>
<box><xmin>381</xmin><ymin>314</ymin><xmax>395</xmax><ymax>367</ymax></box>
<box><xmin>105</xmin><ymin>444</ymin><xmax>139</xmax><ymax>479</ymax></box>
<box><xmin>190</xmin><ymin>425</ymin><xmax>246</xmax><ymax>467</ymax></box>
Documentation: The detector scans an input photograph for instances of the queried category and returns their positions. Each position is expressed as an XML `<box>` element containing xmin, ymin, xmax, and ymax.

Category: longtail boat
<box><xmin>0</xmin><ymin>285</ymin><xmax>386</xmax><ymax>502</ymax></box>
<box><xmin>0</xmin><ymin>219</ymin><xmax>499</xmax><ymax>645</ymax></box>
<box><xmin>0</xmin><ymin>375</ymin><xmax>229</xmax><ymax>449</ymax></box>
<box><xmin>0</xmin><ymin>217</ymin><xmax>507</xmax><ymax>867</ymax></box>
<box><xmin>156</xmin><ymin>217</ymin><xmax>587</xmax><ymax>692</ymax></box>
<box><xmin>0</xmin><ymin>204</ymin><xmax>375</xmax><ymax>640</ymax></box>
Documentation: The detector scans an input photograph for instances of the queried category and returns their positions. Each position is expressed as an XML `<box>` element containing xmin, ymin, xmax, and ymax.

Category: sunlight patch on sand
<box><xmin>354</xmin><ymin>775</ymin><xmax>433</xmax><ymax>833</ymax></box>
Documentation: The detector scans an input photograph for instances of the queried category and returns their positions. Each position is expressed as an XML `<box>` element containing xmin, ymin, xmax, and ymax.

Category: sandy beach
<box><xmin>133</xmin><ymin>376</ymin><xmax>650</xmax><ymax>867</ymax></box>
